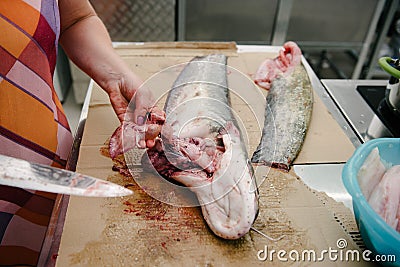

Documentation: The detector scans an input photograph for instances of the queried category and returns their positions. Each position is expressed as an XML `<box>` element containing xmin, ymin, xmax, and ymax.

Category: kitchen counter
<box><xmin>46</xmin><ymin>43</ymin><xmax>366</xmax><ymax>266</ymax></box>
<box><xmin>322</xmin><ymin>79</ymin><xmax>389</xmax><ymax>144</ymax></box>
<box><xmin>293</xmin><ymin>79</ymin><xmax>389</xmax><ymax>214</ymax></box>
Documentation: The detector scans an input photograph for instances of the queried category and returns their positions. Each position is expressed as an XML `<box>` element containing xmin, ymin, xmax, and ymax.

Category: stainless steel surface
<box><xmin>177</xmin><ymin>0</ymin><xmax>186</xmax><ymax>41</ymax></box>
<box><xmin>0</xmin><ymin>154</ymin><xmax>132</xmax><ymax>197</ymax></box>
<box><xmin>180</xmin><ymin>0</ymin><xmax>278</xmax><ymax>44</ymax></box>
<box><xmin>271</xmin><ymin>0</ymin><xmax>293</xmax><ymax>45</ymax></box>
<box><xmin>286</xmin><ymin>0</ymin><xmax>384</xmax><ymax>79</ymax></box>
<box><xmin>65</xmin><ymin>80</ymin><xmax>93</xmax><ymax>172</ymax></box>
<box><xmin>287</xmin><ymin>0</ymin><xmax>381</xmax><ymax>44</ymax></box>
<box><xmin>351</xmin><ymin>0</ymin><xmax>386</xmax><ymax>79</ymax></box>
<box><xmin>90</xmin><ymin>0</ymin><xmax>175</xmax><ymax>42</ymax></box>
<box><xmin>179</xmin><ymin>0</ymin><xmax>387</xmax><ymax>79</ymax></box>
<box><xmin>301</xmin><ymin>68</ymin><xmax>362</xmax><ymax>147</ymax></box>
<box><xmin>42</xmin><ymin>80</ymin><xmax>96</xmax><ymax>266</ymax></box>
<box><xmin>293</xmin><ymin>164</ymin><xmax>352</xmax><ymax>211</ymax></box>
<box><xmin>321</xmin><ymin>79</ymin><xmax>389</xmax><ymax>144</ymax></box>
<box><xmin>366</xmin><ymin>0</ymin><xmax>400</xmax><ymax>79</ymax></box>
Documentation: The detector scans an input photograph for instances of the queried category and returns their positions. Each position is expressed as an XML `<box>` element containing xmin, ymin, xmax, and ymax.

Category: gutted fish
<box><xmin>251</xmin><ymin>42</ymin><xmax>313</xmax><ymax>171</ymax></box>
<box><xmin>109</xmin><ymin>111</ymin><xmax>165</xmax><ymax>159</ymax></box>
<box><xmin>357</xmin><ymin>147</ymin><xmax>386</xmax><ymax>200</ymax></box>
<box><xmin>143</xmin><ymin>54</ymin><xmax>259</xmax><ymax>239</ymax></box>
<box><xmin>368</xmin><ymin>165</ymin><xmax>400</xmax><ymax>231</ymax></box>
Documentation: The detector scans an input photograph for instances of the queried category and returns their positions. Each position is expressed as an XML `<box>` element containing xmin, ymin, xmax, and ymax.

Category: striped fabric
<box><xmin>0</xmin><ymin>187</ymin><xmax>58</xmax><ymax>266</ymax></box>
<box><xmin>0</xmin><ymin>0</ymin><xmax>73</xmax><ymax>265</ymax></box>
<box><xmin>0</xmin><ymin>0</ymin><xmax>72</xmax><ymax>168</ymax></box>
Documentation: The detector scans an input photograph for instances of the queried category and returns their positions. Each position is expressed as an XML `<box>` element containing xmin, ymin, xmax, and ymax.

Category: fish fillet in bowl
<box><xmin>342</xmin><ymin>138</ymin><xmax>400</xmax><ymax>266</ymax></box>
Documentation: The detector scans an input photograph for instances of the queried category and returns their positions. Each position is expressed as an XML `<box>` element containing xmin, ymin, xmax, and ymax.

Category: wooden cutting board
<box><xmin>56</xmin><ymin>43</ymin><xmax>362</xmax><ymax>266</ymax></box>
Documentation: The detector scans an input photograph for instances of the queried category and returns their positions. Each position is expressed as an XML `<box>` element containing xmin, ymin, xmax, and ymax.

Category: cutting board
<box><xmin>56</xmin><ymin>43</ymin><xmax>362</xmax><ymax>266</ymax></box>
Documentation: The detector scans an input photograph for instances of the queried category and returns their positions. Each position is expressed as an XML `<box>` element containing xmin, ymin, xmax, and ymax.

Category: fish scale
<box><xmin>251</xmin><ymin>64</ymin><xmax>313</xmax><ymax>171</ymax></box>
<box><xmin>165</xmin><ymin>54</ymin><xmax>233</xmax><ymax>138</ymax></box>
<box><xmin>146</xmin><ymin>54</ymin><xmax>259</xmax><ymax>239</ymax></box>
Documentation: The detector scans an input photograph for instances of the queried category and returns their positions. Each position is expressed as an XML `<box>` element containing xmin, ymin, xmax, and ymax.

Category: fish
<box><xmin>251</xmin><ymin>41</ymin><xmax>313</xmax><ymax>171</ymax></box>
<box><xmin>108</xmin><ymin>113</ymin><xmax>164</xmax><ymax>159</ymax></box>
<box><xmin>357</xmin><ymin>148</ymin><xmax>400</xmax><ymax>232</ymax></box>
<box><xmin>143</xmin><ymin>54</ymin><xmax>259</xmax><ymax>239</ymax></box>
<box><xmin>368</xmin><ymin>164</ymin><xmax>400</xmax><ymax>231</ymax></box>
<box><xmin>356</xmin><ymin>147</ymin><xmax>386</xmax><ymax>200</ymax></box>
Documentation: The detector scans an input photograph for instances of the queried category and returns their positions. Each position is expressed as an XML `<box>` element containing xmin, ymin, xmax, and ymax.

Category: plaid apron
<box><xmin>0</xmin><ymin>0</ymin><xmax>73</xmax><ymax>265</ymax></box>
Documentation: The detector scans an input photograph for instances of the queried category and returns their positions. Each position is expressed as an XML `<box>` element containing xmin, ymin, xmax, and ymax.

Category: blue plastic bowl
<box><xmin>342</xmin><ymin>138</ymin><xmax>400</xmax><ymax>266</ymax></box>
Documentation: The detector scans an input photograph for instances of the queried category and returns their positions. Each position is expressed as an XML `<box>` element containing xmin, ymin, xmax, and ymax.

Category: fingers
<box><xmin>137</xmin><ymin>115</ymin><xmax>145</xmax><ymax>126</ymax></box>
<box><xmin>109</xmin><ymin>125</ymin><xmax>124</xmax><ymax>159</ymax></box>
<box><xmin>108</xmin><ymin>79</ymin><xmax>167</xmax><ymax>150</ymax></box>
<box><xmin>146</xmin><ymin>139</ymin><xmax>156</xmax><ymax>148</ymax></box>
<box><xmin>146</xmin><ymin>124</ymin><xmax>162</xmax><ymax>140</ymax></box>
<box><xmin>138</xmin><ymin>139</ymin><xmax>146</xmax><ymax>148</ymax></box>
<box><xmin>149</xmin><ymin>107</ymin><xmax>166</xmax><ymax>124</ymax></box>
<box><xmin>108</xmin><ymin>90</ymin><xmax>130</xmax><ymax>122</ymax></box>
<box><xmin>134</xmin><ymin>85</ymin><xmax>156</xmax><ymax>109</ymax></box>
<box><xmin>106</xmin><ymin>73</ymin><xmax>165</xmax><ymax>152</ymax></box>
<box><xmin>132</xmin><ymin>105</ymin><xmax>165</xmax><ymax>126</ymax></box>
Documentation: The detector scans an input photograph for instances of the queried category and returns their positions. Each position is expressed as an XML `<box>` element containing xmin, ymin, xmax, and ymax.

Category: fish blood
<box><xmin>142</xmin><ymin>54</ymin><xmax>259</xmax><ymax>239</ymax></box>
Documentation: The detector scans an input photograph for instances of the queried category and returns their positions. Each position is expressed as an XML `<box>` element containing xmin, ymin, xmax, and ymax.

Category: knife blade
<box><xmin>293</xmin><ymin>163</ymin><xmax>353</xmax><ymax>211</ymax></box>
<box><xmin>0</xmin><ymin>154</ymin><xmax>132</xmax><ymax>197</ymax></box>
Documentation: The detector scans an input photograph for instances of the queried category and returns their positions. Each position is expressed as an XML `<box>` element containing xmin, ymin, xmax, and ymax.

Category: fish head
<box><xmin>201</xmin><ymin>162</ymin><xmax>259</xmax><ymax>239</ymax></box>
<box><xmin>195</xmin><ymin>122</ymin><xmax>259</xmax><ymax>239</ymax></box>
<box><xmin>147</xmin><ymin>120</ymin><xmax>259</xmax><ymax>240</ymax></box>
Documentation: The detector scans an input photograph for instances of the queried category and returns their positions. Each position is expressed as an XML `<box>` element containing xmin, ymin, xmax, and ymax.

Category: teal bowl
<box><xmin>342</xmin><ymin>138</ymin><xmax>400</xmax><ymax>266</ymax></box>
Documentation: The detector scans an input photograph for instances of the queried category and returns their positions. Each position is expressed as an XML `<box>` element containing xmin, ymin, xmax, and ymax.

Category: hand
<box><xmin>106</xmin><ymin>72</ymin><xmax>166</xmax><ymax>158</ymax></box>
<box><xmin>105</xmin><ymin>71</ymin><xmax>139</xmax><ymax>123</ymax></box>
<box><xmin>130</xmin><ymin>85</ymin><xmax>165</xmax><ymax>126</ymax></box>
<box><xmin>125</xmin><ymin>82</ymin><xmax>166</xmax><ymax>148</ymax></box>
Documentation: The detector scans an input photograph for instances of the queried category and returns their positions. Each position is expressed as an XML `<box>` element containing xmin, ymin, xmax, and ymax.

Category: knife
<box><xmin>293</xmin><ymin>163</ymin><xmax>353</xmax><ymax>211</ymax></box>
<box><xmin>0</xmin><ymin>154</ymin><xmax>132</xmax><ymax>197</ymax></box>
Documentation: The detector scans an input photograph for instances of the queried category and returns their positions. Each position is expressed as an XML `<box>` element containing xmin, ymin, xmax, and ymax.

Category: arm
<box><xmin>59</xmin><ymin>0</ymin><xmax>149</xmax><ymax>122</ymax></box>
<box><xmin>58</xmin><ymin>0</ymin><xmax>164</xmax><ymax>149</ymax></box>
